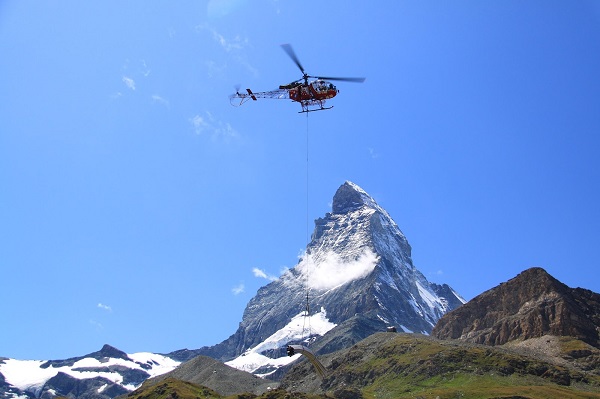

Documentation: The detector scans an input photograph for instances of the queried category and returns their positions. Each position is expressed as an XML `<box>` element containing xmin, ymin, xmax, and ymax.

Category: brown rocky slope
<box><xmin>432</xmin><ymin>267</ymin><xmax>600</xmax><ymax>348</ymax></box>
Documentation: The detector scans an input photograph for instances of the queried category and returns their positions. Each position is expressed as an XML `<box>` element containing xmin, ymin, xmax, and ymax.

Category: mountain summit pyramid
<box><xmin>186</xmin><ymin>181</ymin><xmax>465</xmax><ymax>375</ymax></box>
<box><xmin>307</xmin><ymin>181</ymin><xmax>465</xmax><ymax>330</ymax></box>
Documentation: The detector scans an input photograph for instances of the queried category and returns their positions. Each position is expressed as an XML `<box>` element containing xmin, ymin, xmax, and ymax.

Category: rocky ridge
<box><xmin>432</xmin><ymin>267</ymin><xmax>600</xmax><ymax>348</ymax></box>
<box><xmin>140</xmin><ymin>355</ymin><xmax>277</xmax><ymax>397</ymax></box>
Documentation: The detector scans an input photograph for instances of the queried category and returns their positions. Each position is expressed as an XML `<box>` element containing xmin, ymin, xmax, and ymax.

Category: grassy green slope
<box><xmin>328</xmin><ymin>333</ymin><xmax>600</xmax><ymax>399</ymax></box>
<box><xmin>123</xmin><ymin>378</ymin><xmax>222</xmax><ymax>399</ymax></box>
<box><xmin>278</xmin><ymin>333</ymin><xmax>600</xmax><ymax>399</ymax></box>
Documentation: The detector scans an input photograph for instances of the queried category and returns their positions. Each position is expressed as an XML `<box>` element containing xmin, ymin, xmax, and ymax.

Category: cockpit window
<box><xmin>315</xmin><ymin>80</ymin><xmax>335</xmax><ymax>92</ymax></box>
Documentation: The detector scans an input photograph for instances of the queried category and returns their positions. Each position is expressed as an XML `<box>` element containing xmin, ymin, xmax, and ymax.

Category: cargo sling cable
<box><xmin>286</xmin><ymin>113</ymin><xmax>326</xmax><ymax>378</ymax></box>
<box><xmin>302</xmin><ymin>111</ymin><xmax>312</xmax><ymax>343</ymax></box>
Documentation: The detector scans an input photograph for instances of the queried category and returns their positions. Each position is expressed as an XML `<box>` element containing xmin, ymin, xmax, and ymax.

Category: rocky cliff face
<box><xmin>432</xmin><ymin>267</ymin><xmax>600</xmax><ymax>348</ymax></box>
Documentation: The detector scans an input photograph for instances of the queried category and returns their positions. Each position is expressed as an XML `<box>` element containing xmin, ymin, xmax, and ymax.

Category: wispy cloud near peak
<box><xmin>232</xmin><ymin>283</ymin><xmax>245</xmax><ymax>295</ymax></box>
<box><xmin>97</xmin><ymin>303</ymin><xmax>112</xmax><ymax>312</ymax></box>
<box><xmin>295</xmin><ymin>249</ymin><xmax>379</xmax><ymax>291</ymax></box>
<box><xmin>252</xmin><ymin>267</ymin><xmax>278</xmax><ymax>281</ymax></box>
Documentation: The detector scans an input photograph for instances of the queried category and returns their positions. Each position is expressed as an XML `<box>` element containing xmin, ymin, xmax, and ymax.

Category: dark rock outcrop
<box><xmin>140</xmin><ymin>355</ymin><xmax>277</xmax><ymax>396</ymax></box>
<box><xmin>41</xmin><ymin>344</ymin><xmax>132</xmax><ymax>369</ymax></box>
<box><xmin>40</xmin><ymin>372</ymin><xmax>128</xmax><ymax>399</ymax></box>
<box><xmin>432</xmin><ymin>267</ymin><xmax>600</xmax><ymax>348</ymax></box>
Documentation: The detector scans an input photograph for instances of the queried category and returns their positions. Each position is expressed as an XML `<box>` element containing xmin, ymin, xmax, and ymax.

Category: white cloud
<box><xmin>296</xmin><ymin>249</ymin><xmax>379</xmax><ymax>291</ymax></box>
<box><xmin>215</xmin><ymin>32</ymin><xmax>246</xmax><ymax>52</ymax></box>
<box><xmin>252</xmin><ymin>267</ymin><xmax>278</xmax><ymax>281</ymax></box>
<box><xmin>190</xmin><ymin>111</ymin><xmax>239</xmax><ymax>141</ymax></box>
<box><xmin>191</xmin><ymin>114</ymin><xmax>209</xmax><ymax>134</ymax></box>
<box><xmin>97</xmin><ymin>303</ymin><xmax>112</xmax><ymax>312</ymax></box>
<box><xmin>151</xmin><ymin>94</ymin><xmax>170</xmax><ymax>108</ymax></box>
<box><xmin>122</xmin><ymin>76</ymin><xmax>136</xmax><ymax>90</ymax></box>
<box><xmin>199</xmin><ymin>24</ymin><xmax>248</xmax><ymax>51</ymax></box>
<box><xmin>232</xmin><ymin>283</ymin><xmax>245</xmax><ymax>295</ymax></box>
<box><xmin>196</xmin><ymin>25</ymin><xmax>258</xmax><ymax>78</ymax></box>
<box><xmin>252</xmin><ymin>267</ymin><xmax>268</xmax><ymax>279</ymax></box>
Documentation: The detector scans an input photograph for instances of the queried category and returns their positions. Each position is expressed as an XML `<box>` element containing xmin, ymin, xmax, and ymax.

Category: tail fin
<box><xmin>246</xmin><ymin>88</ymin><xmax>257</xmax><ymax>101</ymax></box>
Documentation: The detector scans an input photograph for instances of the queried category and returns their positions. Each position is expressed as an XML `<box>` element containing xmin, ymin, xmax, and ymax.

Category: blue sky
<box><xmin>1</xmin><ymin>0</ymin><xmax>599</xmax><ymax>360</ymax></box>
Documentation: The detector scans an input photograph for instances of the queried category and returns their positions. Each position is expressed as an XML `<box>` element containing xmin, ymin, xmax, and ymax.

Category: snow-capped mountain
<box><xmin>0</xmin><ymin>344</ymin><xmax>179</xmax><ymax>399</ymax></box>
<box><xmin>191</xmin><ymin>181</ymin><xmax>465</xmax><ymax>375</ymax></box>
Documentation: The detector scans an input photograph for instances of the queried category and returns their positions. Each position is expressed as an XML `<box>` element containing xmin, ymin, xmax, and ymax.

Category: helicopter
<box><xmin>230</xmin><ymin>44</ymin><xmax>365</xmax><ymax>113</ymax></box>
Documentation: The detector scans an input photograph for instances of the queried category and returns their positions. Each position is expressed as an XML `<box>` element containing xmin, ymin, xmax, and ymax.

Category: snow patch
<box><xmin>400</xmin><ymin>325</ymin><xmax>413</xmax><ymax>333</ymax></box>
<box><xmin>416</xmin><ymin>281</ymin><xmax>445</xmax><ymax>311</ymax></box>
<box><xmin>452</xmin><ymin>288</ymin><xmax>468</xmax><ymax>304</ymax></box>
<box><xmin>128</xmin><ymin>352</ymin><xmax>180</xmax><ymax>378</ymax></box>
<box><xmin>0</xmin><ymin>360</ymin><xmax>56</xmax><ymax>396</ymax></box>
<box><xmin>408</xmin><ymin>295</ymin><xmax>423</xmax><ymax>316</ymax></box>
<box><xmin>226</xmin><ymin>307</ymin><xmax>336</xmax><ymax>375</ymax></box>
<box><xmin>226</xmin><ymin>351</ymin><xmax>300</xmax><ymax>375</ymax></box>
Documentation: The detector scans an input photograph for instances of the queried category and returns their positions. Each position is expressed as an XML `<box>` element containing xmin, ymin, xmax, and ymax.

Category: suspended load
<box><xmin>286</xmin><ymin>345</ymin><xmax>326</xmax><ymax>378</ymax></box>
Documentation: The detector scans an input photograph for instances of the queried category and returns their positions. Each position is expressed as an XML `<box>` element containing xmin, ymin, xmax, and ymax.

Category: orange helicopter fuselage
<box><xmin>288</xmin><ymin>80</ymin><xmax>338</xmax><ymax>103</ymax></box>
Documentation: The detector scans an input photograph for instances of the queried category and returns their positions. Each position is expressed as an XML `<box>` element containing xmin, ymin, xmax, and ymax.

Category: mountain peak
<box><xmin>432</xmin><ymin>267</ymin><xmax>600</xmax><ymax>348</ymax></box>
<box><xmin>332</xmin><ymin>181</ymin><xmax>378</xmax><ymax>214</ymax></box>
<box><xmin>98</xmin><ymin>344</ymin><xmax>131</xmax><ymax>361</ymax></box>
<box><xmin>515</xmin><ymin>266</ymin><xmax>563</xmax><ymax>286</ymax></box>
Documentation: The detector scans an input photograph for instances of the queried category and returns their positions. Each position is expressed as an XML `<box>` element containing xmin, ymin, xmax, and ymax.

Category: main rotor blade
<box><xmin>281</xmin><ymin>44</ymin><xmax>305</xmax><ymax>74</ymax></box>
<box><xmin>316</xmin><ymin>76</ymin><xmax>366</xmax><ymax>83</ymax></box>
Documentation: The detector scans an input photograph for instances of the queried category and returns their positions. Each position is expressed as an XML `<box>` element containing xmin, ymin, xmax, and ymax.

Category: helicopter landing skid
<box><xmin>299</xmin><ymin>105</ymin><xmax>333</xmax><ymax>114</ymax></box>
